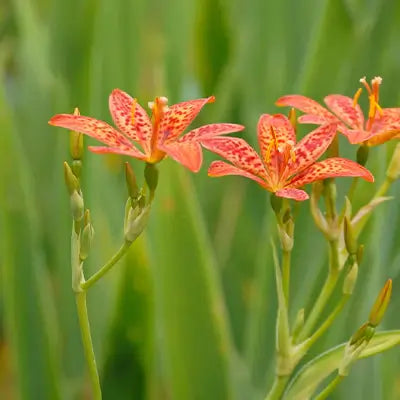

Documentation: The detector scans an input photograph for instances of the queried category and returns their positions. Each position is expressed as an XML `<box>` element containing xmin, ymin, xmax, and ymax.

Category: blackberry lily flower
<box><xmin>276</xmin><ymin>77</ymin><xmax>400</xmax><ymax>146</ymax></box>
<box><xmin>49</xmin><ymin>89</ymin><xmax>244</xmax><ymax>172</ymax></box>
<box><xmin>204</xmin><ymin>114</ymin><xmax>374</xmax><ymax>201</ymax></box>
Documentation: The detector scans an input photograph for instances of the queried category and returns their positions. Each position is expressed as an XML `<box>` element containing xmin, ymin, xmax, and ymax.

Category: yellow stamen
<box><xmin>290</xmin><ymin>148</ymin><xmax>296</xmax><ymax>163</ymax></box>
<box><xmin>131</xmin><ymin>98</ymin><xmax>137</xmax><ymax>125</ymax></box>
<box><xmin>353</xmin><ymin>88</ymin><xmax>363</xmax><ymax>108</ymax></box>
<box><xmin>265</xmin><ymin>140</ymin><xmax>274</xmax><ymax>163</ymax></box>
<box><xmin>368</xmin><ymin>94</ymin><xmax>376</xmax><ymax>119</ymax></box>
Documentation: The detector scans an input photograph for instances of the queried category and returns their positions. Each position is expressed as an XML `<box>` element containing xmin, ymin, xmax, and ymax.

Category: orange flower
<box><xmin>49</xmin><ymin>89</ymin><xmax>244</xmax><ymax>172</ymax></box>
<box><xmin>276</xmin><ymin>77</ymin><xmax>400</xmax><ymax>146</ymax></box>
<box><xmin>204</xmin><ymin>114</ymin><xmax>373</xmax><ymax>201</ymax></box>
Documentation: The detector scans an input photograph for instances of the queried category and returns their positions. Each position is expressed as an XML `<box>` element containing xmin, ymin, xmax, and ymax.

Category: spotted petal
<box><xmin>159</xmin><ymin>141</ymin><xmax>203</xmax><ymax>172</ymax></box>
<box><xmin>257</xmin><ymin>113</ymin><xmax>296</xmax><ymax>160</ymax></box>
<box><xmin>275</xmin><ymin>188</ymin><xmax>309</xmax><ymax>201</ymax></box>
<box><xmin>181</xmin><ymin>123</ymin><xmax>245</xmax><ymax>142</ymax></box>
<box><xmin>159</xmin><ymin>96</ymin><xmax>215</xmax><ymax>142</ymax></box>
<box><xmin>324</xmin><ymin>95</ymin><xmax>364</xmax><ymax>130</ymax></box>
<box><xmin>201</xmin><ymin>136</ymin><xmax>269</xmax><ymax>180</ymax></box>
<box><xmin>366</xmin><ymin>130</ymin><xmax>400</xmax><ymax>146</ymax></box>
<box><xmin>288</xmin><ymin>157</ymin><xmax>374</xmax><ymax>188</ymax></box>
<box><xmin>49</xmin><ymin>114</ymin><xmax>133</xmax><ymax>149</ymax></box>
<box><xmin>208</xmin><ymin>160</ymin><xmax>268</xmax><ymax>187</ymax></box>
<box><xmin>291</xmin><ymin>123</ymin><xmax>337</xmax><ymax>173</ymax></box>
<box><xmin>109</xmin><ymin>89</ymin><xmax>153</xmax><ymax>154</ymax></box>
<box><xmin>88</xmin><ymin>146</ymin><xmax>147</xmax><ymax>160</ymax></box>
<box><xmin>276</xmin><ymin>95</ymin><xmax>335</xmax><ymax>120</ymax></box>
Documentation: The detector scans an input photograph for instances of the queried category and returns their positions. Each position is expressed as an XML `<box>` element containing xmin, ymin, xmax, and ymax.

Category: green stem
<box><xmin>81</xmin><ymin>241</ymin><xmax>132</xmax><ymax>290</ymax></box>
<box><xmin>282</xmin><ymin>250</ymin><xmax>291</xmax><ymax>306</ymax></box>
<box><xmin>347</xmin><ymin>177</ymin><xmax>359</xmax><ymax>204</ymax></box>
<box><xmin>306</xmin><ymin>294</ymin><xmax>350</xmax><ymax>348</ymax></box>
<box><xmin>264</xmin><ymin>375</ymin><xmax>290</xmax><ymax>400</ymax></box>
<box><xmin>75</xmin><ymin>291</ymin><xmax>102</xmax><ymax>400</ymax></box>
<box><xmin>375</xmin><ymin>177</ymin><xmax>392</xmax><ymax>198</ymax></box>
<box><xmin>296</xmin><ymin>239</ymin><xmax>340</xmax><ymax>342</ymax></box>
<box><xmin>314</xmin><ymin>374</ymin><xmax>344</xmax><ymax>400</ymax></box>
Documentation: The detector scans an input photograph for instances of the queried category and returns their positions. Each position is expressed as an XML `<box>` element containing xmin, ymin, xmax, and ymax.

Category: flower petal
<box><xmin>159</xmin><ymin>141</ymin><xmax>203</xmax><ymax>172</ymax></box>
<box><xmin>180</xmin><ymin>123</ymin><xmax>245</xmax><ymax>142</ymax></box>
<box><xmin>208</xmin><ymin>160</ymin><xmax>268</xmax><ymax>187</ymax></box>
<box><xmin>288</xmin><ymin>157</ymin><xmax>374</xmax><ymax>188</ymax></box>
<box><xmin>159</xmin><ymin>96</ymin><xmax>215</xmax><ymax>142</ymax></box>
<box><xmin>49</xmin><ymin>114</ymin><xmax>133</xmax><ymax>149</ymax></box>
<box><xmin>201</xmin><ymin>136</ymin><xmax>269</xmax><ymax>180</ymax></box>
<box><xmin>276</xmin><ymin>95</ymin><xmax>335</xmax><ymax>120</ymax></box>
<box><xmin>88</xmin><ymin>146</ymin><xmax>147</xmax><ymax>160</ymax></box>
<box><xmin>275</xmin><ymin>188</ymin><xmax>309</xmax><ymax>201</ymax></box>
<box><xmin>292</xmin><ymin>123</ymin><xmax>337</xmax><ymax>173</ymax></box>
<box><xmin>343</xmin><ymin>129</ymin><xmax>376</xmax><ymax>144</ymax></box>
<box><xmin>324</xmin><ymin>94</ymin><xmax>364</xmax><ymax>130</ymax></box>
<box><xmin>109</xmin><ymin>89</ymin><xmax>153</xmax><ymax>154</ymax></box>
<box><xmin>366</xmin><ymin>130</ymin><xmax>400</xmax><ymax>146</ymax></box>
<box><xmin>257</xmin><ymin>113</ymin><xmax>296</xmax><ymax>160</ymax></box>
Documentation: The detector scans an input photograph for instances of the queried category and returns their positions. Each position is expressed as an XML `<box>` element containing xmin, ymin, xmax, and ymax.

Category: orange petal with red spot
<box><xmin>257</xmin><ymin>114</ymin><xmax>296</xmax><ymax>162</ymax></box>
<box><xmin>324</xmin><ymin>95</ymin><xmax>364</xmax><ymax>130</ymax></box>
<box><xmin>276</xmin><ymin>95</ymin><xmax>335</xmax><ymax>119</ymax></box>
<box><xmin>180</xmin><ymin>123</ymin><xmax>245</xmax><ymax>142</ymax></box>
<box><xmin>88</xmin><ymin>146</ymin><xmax>147</xmax><ymax>160</ymax></box>
<box><xmin>208</xmin><ymin>160</ymin><xmax>268</xmax><ymax>188</ymax></box>
<box><xmin>109</xmin><ymin>89</ymin><xmax>152</xmax><ymax>154</ymax></box>
<box><xmin>366</xmin><ymin>130</ymin><xmax>400</xmax><ymax>146</ymax></box>
<box><xmin>201</xmin><ymin>136</ymin><xmax>269</xmax><ymax>180</ymax></box>
<box><xmin>292</xmin><ymin>123</ymin><xmax>337</xmax><ymax>173</ymax></box>
<box><xmin>275</xmin><ymin>188</ymin><xmax>309</xmax><ymax>201</ymax></box>
<box><xmin>49</xmin><ymin>114</ymin><xmax>133</xmax><ymax>149</ymax></box>
<box><xmin>159</xmin><ymin>141</ymin><xmax>203</xmax><ymax>172</ymax></box>
<box><xmin>158</xmin><ymin>96</ymin><xmax>215</xmax><ymax>142</ymax></box>
<box><xmin>288</xmin><ymin>157</ymin><xmax>374</xmax><ymax>188</ymax></box>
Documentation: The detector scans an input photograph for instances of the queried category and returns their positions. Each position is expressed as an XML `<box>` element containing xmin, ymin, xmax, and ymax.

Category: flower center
<box><xmin>353</xmin><ymin>76</ymin><xmax>383</xmax><ymax>130</ymax></box>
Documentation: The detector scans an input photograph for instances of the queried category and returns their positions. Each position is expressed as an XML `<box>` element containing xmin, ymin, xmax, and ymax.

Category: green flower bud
<box><xmin>344</xmin><ymin>217</ymin><xmax>357</xmax><ymax>255</ymax></box>
<box><xmin>69</xmin><ymin>108</ymin><xmax>84</xmax><ymax>160</ymax></box>
<box><xmin>125</xmin><ymin>162</ymin><xmax>139</xmax><ymax>200</ymax></box>
<box><xmin>144</xmin><ymin>163</ymin><xmax>159</xmax><ymax>199</ymax></box>
<box><xmin>356</xmin><ymin>144</ymin><xmax>369</xmax><ymax>166</ymax></box>
<box><xmin>80</xmin><ymin>210</ymin><xmax>95</xmax><ymax>260</ymax></box>
<box><xmin>124</xmin><ymin>205</ymin><xmax>151</xmax><ymax>243</ymax></box>
<box><xmin>270</xmin><ymin>194</ymin><xmax>282</xmax><ymax>214</ymax></box>
<box><xmin>70</xmin><ymin>190</ymin><xmax>84</xmax><ymax>221</ymax></box>
<box><xmin>64</xmin><ymin>161</ymin><xmax>79</xmax><ymax>195</ymax></box>
<box><xmin>368</xmin><ymin>279</ymin><xmax>392</xmax><ymax>327</ymax></box>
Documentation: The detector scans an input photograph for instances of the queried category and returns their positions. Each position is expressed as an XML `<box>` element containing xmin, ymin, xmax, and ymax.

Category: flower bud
<box><xmin>344</xmin><ymin>217</ymin><xmax>357</xmax><ymax>255</ymax></box>
<box><xmin>343</xmin><ymin>262</ymin><xmax>358</xmax><ymax>295</ymax></box>
<box><xmin>144</xmin><ymin>163</ymin><xmax>159</xmax><ymax>197</ymax></box>
<box><xmin>277</xmin><ymin>224</ymin><xmax>293</xmax><ymax>252</ymax></box>
<box><xmin>356</xmin><ymin>144</ymin><xmax>369</xmax><ymax>166</ymax></box>
<box><xmin>125</xmin><ymin>162</ymin><xmax>139</xmax><ymax>200</ymax></box>
<box><xmin>64</xmin><ymin>161</ymin><xmax>79</xmax><ymax>195</ymax></box>
<box><xmin>70</xmin><ymin>108</ymin><xmax>84</xmax><ymax>160</ymax></box>
<box><xmin>368</xmin><ymin>279</ymin><xmax>392</xmax><ymax>327</ymax></box>
<box><xmin>386</xmin><ymin>143</ymin><xmax>400</xmax><ymax>181</ymax></box>
<box><xmin>80</xmin><ymin>209</ymin><xmax>95</xmax><ymax>260</ymax></box>
<box><xmin>270</xmin><ymin>194</ymin><xmax>282</xmax><ymax>214</ymax></box>
<box><xmin>70</xmin><ymin>190</ymin><xmax>84</xmax><ymax>221</ymax></box>
<box><xmin>124</xmin><ymin>205</ymin><xmax>151</xmax><ymax>243</ymax></box>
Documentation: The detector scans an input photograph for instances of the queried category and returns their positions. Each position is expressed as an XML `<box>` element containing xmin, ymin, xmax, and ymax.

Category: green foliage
<box><xmin>1</xmin><ymin>0</ymin><xmax>400</xmax><ymax>399</ymax></box>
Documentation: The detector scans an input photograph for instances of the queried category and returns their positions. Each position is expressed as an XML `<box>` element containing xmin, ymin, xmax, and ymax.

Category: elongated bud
<box><xmin>288</xmin><ymin>108</ymin><xmax>297</xmax><ymax>132</ymax></box>
<box><xmin>144</xmin><ymin>163</ymin><xmax>159</xmax><ymax>200</ymax></box>
<box><xmin>343</xmin><ymin>262</ymin><xmax>358</xmax><ymax>295</ymax></box>
<box><xmin>292</xmin><ymin>308</ymin><xmax>304</xmax><ymax>339</ymax></box>
<box><xmin>368</xmin><ymin>279</ymin><xmax>392</xmax><ymax>327</ymax></box>
<box><xmin>386</xmin><ymin>143</ymin><xmax>400</xmax><ymax>181</ymax></box>
<box><xmin>270</xmin><ymin>194</ymin><xmax>282</xmax><ymax>214</ymax></box>
<box><xmin>356</xmin><ymin>144</ymin><xmax>369</xmax><ymax>166</ymax></box>
<box><xmin>70</xmin><ymin>108</ymin><xmax>83</xmax><ymax>160</ymax></box>
<box><xmin>277</xmin><ymin>224</ymin><xmax>293</xmax><ymax>252</ymax></box>
<box><xmin>344</xmin><ymin>217</ymin><xmax>357</xmax><ymax>255</ymax></box>
<box><xmin>64</xmin><ymin>161</ymin><xmax>79</xmax><ymax>194</ymax></box>
<box><xmin>349</xmin><ymin>322</ymin><xmax>375</xmax><ymax>347</ymax></box>
<box><xmin>80</xmin><ymin>209</ymin><xmax>95</xmax><ymax>260</ymax></box>
<box><xmin>70</xmin><ymin>191</ymin><xmax>84</xmax><ymax>221</ymax></box>
<box><xmin>125</xmin><ymin>162</ymin><xmax>139</xmax><ymax>200</ymax></box>
<box><xmin>124</xmin><ymin>205</ymin><xmax>151</xmax><ymax>243</ymax></box>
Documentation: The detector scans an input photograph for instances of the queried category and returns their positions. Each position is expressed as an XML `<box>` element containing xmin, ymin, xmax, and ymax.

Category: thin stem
<box><xmin>75</xmin><ymin>291</ymin><xmax>102</xmax><ymax>400</ymax></box>
<box><xmin>81</xmin><ymin>241</ymin><xmax>132</xmax><ymax>290</ymax></box>
<box><xmin>347</xmin><ymin>177</ymin><xmax>359</xmax><ymax>204</ymax></box>
<box><xmin>282</xmin><ymin>250</ymin><xmax>291</xmax><ymax>306</ymax></box>
<box><xmin>306</xmin><ymin>294</ymin><xmax>350</xmax><ymax>348</ymax></box>
<box><xmin>314</xmin><ymin>374</ymin><xmax>344</xmax><ymax>400</ymax></box>
<box><xmin>264</xmin><ymin>375</ymin><xmax>290</xmax><ymax>400</ymax></box>
<box><xmin>296</xmin><ymin>239</ymin><xmax>340</xmax><ymax>342</ymax></box>
<box><xmin>375</xmin><ymin>177</ymin><xmax>392</xmax><ymax>198</ymax></box>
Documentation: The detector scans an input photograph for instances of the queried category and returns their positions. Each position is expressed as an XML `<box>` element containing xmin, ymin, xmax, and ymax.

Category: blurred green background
<box><xmin>1</xmin><ymin>0</ymin><xmax>400</xmax><ymax>399</ymax></box>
